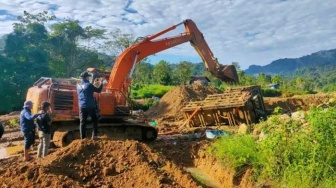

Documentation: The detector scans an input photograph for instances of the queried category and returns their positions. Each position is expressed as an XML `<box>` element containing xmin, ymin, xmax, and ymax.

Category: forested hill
<box><xmin>245</xmin><ymin>49</ymin><xmax>336</xmax><ymax>75</ymax></box>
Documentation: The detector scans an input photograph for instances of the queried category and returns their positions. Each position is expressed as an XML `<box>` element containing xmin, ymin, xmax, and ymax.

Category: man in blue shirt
<box><xmin>20</xmin><ymin>100</ymin><xmax>41</xmax><ymax>161</ymax></box>
<box><xmin>77</xmin><ymin>71</ymin><xmax>103</xmax><ymax>140</ymax></box>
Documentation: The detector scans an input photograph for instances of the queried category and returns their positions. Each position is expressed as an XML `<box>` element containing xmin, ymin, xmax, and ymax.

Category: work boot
<box><xmin>92</xmin><ymin>135</ymin><xmax>99</xmax><ymax>140</ymax></box>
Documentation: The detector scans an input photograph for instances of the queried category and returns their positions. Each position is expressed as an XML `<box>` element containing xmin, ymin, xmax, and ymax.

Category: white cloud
<box><xmin>0</xmin><ymin>0</ymin><xmax>335</xmax><ymax>69</ymax></box>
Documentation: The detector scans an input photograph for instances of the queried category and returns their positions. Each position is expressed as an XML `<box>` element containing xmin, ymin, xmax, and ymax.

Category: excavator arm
<box><xmin>105</xmin><ymin>19</ymin><xmax>239</xmax><ymax>90</ymax></box>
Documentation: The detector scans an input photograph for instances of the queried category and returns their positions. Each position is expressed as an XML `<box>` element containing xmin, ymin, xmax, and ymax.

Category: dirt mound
<box><xmin>264</xmin><ymin>92</ymin><xmax>336</xmax><ymax>112</ymax></box>
<box><xmin>146</xmin><ymin>85</ymin><xmax>222</xmax><ymax>122</ymax></box>
<box><xmin>0</xmin><ymin>111</ymin><xmax>20</xmax><ymax>127</ymax></box>
<box><xmin>0</xmin><ymin>139</ymin><xmax>201</xmax><ymax>188</ymax></box>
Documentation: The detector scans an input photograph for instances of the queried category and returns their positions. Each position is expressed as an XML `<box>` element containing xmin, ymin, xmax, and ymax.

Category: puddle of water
<box><xmin>185</xmin><ymin>167</ymin><xmax>222</xmax><ymax>188</ymax></box>
<box><xmin>0</xmin><ymin>145</ymin><xmax>23</xmax><ymax>159</ymax></box>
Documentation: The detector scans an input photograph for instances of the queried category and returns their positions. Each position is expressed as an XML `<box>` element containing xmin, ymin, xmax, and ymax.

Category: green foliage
<box><xmin>131</xmin><ymin>84</ymin><xmax>173</xmax><ymax>99</ymax></box>
<box><xmin>210</xmin><ymin>107</ymin><xmax>336</xmax><ymax>187</ymax></box>
<box><xmin>210</xmin><ymin>135</ymin><xmax>259</xmax><ymax>170</ymax></box>
<box><xmin>132</xmin><ymin>99</ymin><xmax>159</xmax><ymax>111</ymax></box>
<box><xmin>9</xmin><ymin>119</ymin><xmax>19</xmax><ymax>127</ymax></box>
<box><xmin>132</xmin><ymin>62</ymin><xmax>154</xmax><ymax>85</ymax></box>
<box><xmin>272</xmin><ymin>106</ymin><xmax>283</xmax><ymax>115</ymax></box>
<box><xmin>261</xmin><ymin>88</ymin><xmax>281</xmax><ymax>97</ymax></box>
<box><xmin>173</xmin><ymin>61</ymin><xmax>194</xmax><ymax>85</ymax></box>
<box><xmin>152</xmin><ymin>60</ymin><xmax>172</xmax><ymax>85</ymax></box>
<box><xmin>103</xmin><ymin>29</ymin><xmax>136</xmax><ymax>55</ymax></box>
<box><xmin>0</xmin><ymin>11</ymin><xmax>109</xmax><ymax>113</ymax></box>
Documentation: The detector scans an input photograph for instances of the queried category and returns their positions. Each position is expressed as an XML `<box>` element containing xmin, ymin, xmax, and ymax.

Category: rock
<box><xmin>102</xmin><ymin>166</ymin><xmax>116</xmax><ymax>176</ymax></box>
<box><xmin>238</xmin><ymin>123</ymin><xmax>249</xmax><ymax>134</ymax></box>
<box><xmin>115</xmin><ymin>163</ymin><xmax>125</xmax><ymax>173</ymax></box>
<box><xmin>300</xmin><ymin>119</ymin><xmax>307</xmax><ymax>124</ymax></box>
<box><xmin>259</xmin><ymin>131</ymin><xmax>267</xmax><ymax>141</ymax></box>
<box><xmin>291</xmin><ymin>111</ymin><xmax>305</xmax><ymax>121</ymax></box>
<box><xmin>280</xmin><ymin>114</ymin><xmax>291</xmax><ymax>123</ymax></box>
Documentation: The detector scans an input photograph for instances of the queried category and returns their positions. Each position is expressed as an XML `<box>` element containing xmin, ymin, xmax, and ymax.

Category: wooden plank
<box><xmin>179</xmin><ymin>106</ymin><xmax>201</xmax><ymax>130</ymax></box>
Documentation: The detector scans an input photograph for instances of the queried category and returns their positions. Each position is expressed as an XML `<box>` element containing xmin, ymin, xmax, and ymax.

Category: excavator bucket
<box><xmin>219</xmin><ymin>65</ymin><xmax>239</xmax><ymax>83</ymax></box>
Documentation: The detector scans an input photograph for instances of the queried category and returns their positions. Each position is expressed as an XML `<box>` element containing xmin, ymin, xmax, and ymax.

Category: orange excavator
<box><xmin>25</xmin><ymin>19</ymin><xmax>239</xmax><ymax>147</ymax></box>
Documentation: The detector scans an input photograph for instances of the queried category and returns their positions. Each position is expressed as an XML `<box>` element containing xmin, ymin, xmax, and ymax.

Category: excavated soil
<box><xmin>0</xmin><ymin>88</ymin><xmax>334</xmax><ymax>188</ymax></box>
<box><xmin>145</xmin><ymin>85</ymin><xmax>222</xmax><ymax>131</ymax></box>
<box><xmin>0</xmin><ymin>111</ymin><xmax>20</xmax><ymax>127</ymax></box>
<box><xmin>264</xmin><ymin>92</ymin><xmax>335</xmax><ymax>112</ymax></box>
<box><xmin>0</xmin><ymin>111</ymin><xmax>22</xmax><ymax>147</ymax></box>
<box><xmin>151</xmin><ymin>137</ymin><xmax>254</xmax><ymax>188</ymax></box>
<box><xmin>146</xmin><ymin>85</ymin><xmax>222</xmax><ymax>120</ymax></box>
<box><xmin>0</xmin><ymin>139</ymin><xmax>202</xmax><ymax>188</ymax></box>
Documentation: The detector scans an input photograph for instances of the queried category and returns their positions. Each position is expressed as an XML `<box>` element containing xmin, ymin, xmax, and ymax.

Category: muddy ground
<box><xmin>0</xmin><ymin>136</ymin><xmax>253</xmax><ymax>188</ymax></box>
<box><xmin>0</xmin><ymin>86</ymin><xmax>334</xmax><ymax>188</ymax></box>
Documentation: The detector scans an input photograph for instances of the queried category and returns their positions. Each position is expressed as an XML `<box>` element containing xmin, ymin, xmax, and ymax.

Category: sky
<box><xmin>0</xmin><ymin>0</ymin><xmax>335</xmax><ymax>69</ymax></box>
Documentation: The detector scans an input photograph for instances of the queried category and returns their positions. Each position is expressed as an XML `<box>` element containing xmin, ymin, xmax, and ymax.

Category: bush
<box><xmin>273</xmin><ymin>106</ymin><xmax>283</xmax><ymax>115</ymax></box>
<box><xmin>210</xmin><ymin>135</ymin><xmax>259</xmax><ymax>171</ymax></box>
<box><xmin>261</xmin><ymin>88</ymin><xmax>282</xmax><ymax>97</ymax></box>
<box><xmin>132</xmin><ymin>99</ymin><xmax>159</xmax><ymax>111</ymax></box>
<box><xmin>210</xmin><ymin>106</ymin><xmax>336</xmax><ymax>187</ymax></box>
<box><xmin>131</xmin><ymin>84</ymin><xmax>173</xmax><ymax>99</ymax></box>
<box><xmin>322</xmin><ymin>84</ymin><xmax>336</xmax><ymax>92</ymax></box>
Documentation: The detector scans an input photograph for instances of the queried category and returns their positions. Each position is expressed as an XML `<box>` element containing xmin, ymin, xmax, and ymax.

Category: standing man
<box><xmin>77</xmin><ymin>71</ymin><xmax>103</xmax><ymax>140</ymax></box>
<box><xmin>37</xmin><ymin>101</ymin><xmax>52</xmax><ymax>158</ymax></box>
<box><xmin>20</xmin><ymin>101</ymin><xmax>40</xmax><ymax>161</ymax></box>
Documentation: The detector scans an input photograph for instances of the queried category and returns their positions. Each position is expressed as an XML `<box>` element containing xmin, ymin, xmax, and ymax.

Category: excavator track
<box><xmin>52</xmin><ymin>122</ymin><xmax>158</xmax><ymax>147</ymax></box>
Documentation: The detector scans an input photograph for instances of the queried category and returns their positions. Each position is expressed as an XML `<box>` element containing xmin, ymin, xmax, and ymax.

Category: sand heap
<box><xmin>146</xmin><ymin>85</ymin><xmax>222</xmax><ymax>121</ymax></box>
<box><xmin>0</xmin><ymin>139</ymin><xmax>201</xmax><ymax>188</ymax></box>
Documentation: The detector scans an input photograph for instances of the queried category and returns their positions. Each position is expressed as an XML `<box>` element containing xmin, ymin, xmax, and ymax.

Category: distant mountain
<box><xmin>245</xmin><ymin>49</ymin><xmax>336</xmax><ymax>75</ymax></box>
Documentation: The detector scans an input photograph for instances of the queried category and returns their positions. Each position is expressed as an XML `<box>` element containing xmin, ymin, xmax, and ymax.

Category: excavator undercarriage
<box><xmin>52</xmin><ymin>121</ymin><xmax>158</xmax><ymax>147</ymax></box>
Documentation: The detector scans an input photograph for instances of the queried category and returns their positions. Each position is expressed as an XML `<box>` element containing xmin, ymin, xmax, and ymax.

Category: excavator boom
<box><xmin>25</xmin><ymin>19</ymin><xmax>238</xmax><ymax>147</ymax></box>
<box><xmin>106</xmin><ymin>19</ymin><xmax>239</xmax><ymax>90</ymax></box>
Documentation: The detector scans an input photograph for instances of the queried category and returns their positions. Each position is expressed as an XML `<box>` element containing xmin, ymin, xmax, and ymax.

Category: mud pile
<box><xmin>264</xmin><ymin>92</ymin><xmax>336</xmax><ymax>112</ymax></box>
<box><xmin>0</xmin><ymin>139</ymin><xmax>201</xmax><ymax>188</ymax></box>
<box><xmin>146</xmin><ymin>85</ymin><xmax>222</xmax><ymax>121</ymax></box>
<box><xmin>0</xmin><ymin>111</ymin><xmax>20</xmax><ymax>127</ymax></box>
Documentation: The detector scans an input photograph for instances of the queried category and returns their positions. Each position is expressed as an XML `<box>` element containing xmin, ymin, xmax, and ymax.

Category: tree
<box><xmin>49</xmin><ymin>20</ymin><xmax>105</xmax><ymax>77</ymax></box>
<box><xmin>103</xmin><ymin>29</ymin><xmax>136</xmax><ymax>56</ymax></box>
<box><xmin>271</xmin><ymin>74</ymin><xmax>283</xmax><ymax>84</ymax></box>
<box><xmin>153</xmin><ymin>60</ymin><xmax>172</xmax><ymax>85</ymax></box>
<box><xmin>174</xmin><ymin>61</ymin><xmax>194</xmax><ymax>85</ymax></box>
<box><xmin>132</xmin><ymin>62</ymin><xmax>153</xmax><ymax>85</ymax></box>
<box><xmin>4</xmin><ymin>11</ymin><xmax>52</xmax><ymax>109</ymax></box>
<box><xmin>193</xmin><ymin>62</ymin><xmax>205</xmax><ymax>75</ymax></box>
<box><xmin>257</xmin><ymin>73</ymin><xmax>266</xmax><ymax>86</ymax></box>
<box><xmin>83</xmin><ymin>26</ymin><xmax>106</xmax><ymax>49</ymax></box>
<box><xmin>0</xmin><ymin>56</ymin><xmax>19</xmax><ymax>112</ymax></box>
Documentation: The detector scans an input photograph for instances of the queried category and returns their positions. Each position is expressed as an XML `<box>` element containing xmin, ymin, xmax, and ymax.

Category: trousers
<box><xmin>37</xmin><ymin>131</ymin><xmax>51</xmax><ymax>157</ymax></box>
<box><xmin>79</xmin><ymin>107</ymin><xmax>98</xmax><ymax>139</ymax></box>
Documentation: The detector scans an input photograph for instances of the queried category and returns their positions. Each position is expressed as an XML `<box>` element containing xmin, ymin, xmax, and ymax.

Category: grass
<box><xmin>131</xmin><ymin>84</ymin><xmax>173</xmax><ymax>99</ymax></box>
<box><xmin>9</xmin><ymin>119</ymin><xmax>19</xmax><ymax>127</ymax></box>
<box><xmin>209</xmin><ymin>105</ymin><xmax>336</xmax><ymax>187</ymax></box>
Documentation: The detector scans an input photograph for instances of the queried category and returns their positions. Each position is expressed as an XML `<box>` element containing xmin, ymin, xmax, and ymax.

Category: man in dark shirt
<box><xmin>20</xmin><ymin>100</ymin><xmax>41</xmax><ymax>161</ymax></box>
<box><xmin>77</xmin><ymin>71</ymin><xmax>103</xmax><ymax>140</ymax></box>
<box><xmin>37</xmin><ymin>101</ymin><xmax>52</xmax><ymax>158</ymax></box>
